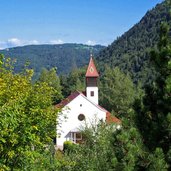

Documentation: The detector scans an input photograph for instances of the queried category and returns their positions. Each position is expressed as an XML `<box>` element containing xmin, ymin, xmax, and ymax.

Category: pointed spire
<box><xmin>86</xmin><ymin>55</ymin><xmax>99</xmax><ymax>77</ymax></box>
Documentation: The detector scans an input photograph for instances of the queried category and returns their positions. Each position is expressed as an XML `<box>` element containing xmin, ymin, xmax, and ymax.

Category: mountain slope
<box><xmin>0</xmin><ymin>43</ymin><xmax>104</xmax><ymax>78</ymax></box>
<box><xmin>97</xmin><ymin>1</ymin><xmax>170</xmax><ymax>85</ymax></box>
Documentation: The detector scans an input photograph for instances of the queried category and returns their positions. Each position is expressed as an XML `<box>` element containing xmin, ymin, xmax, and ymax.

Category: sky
<box><xmin>0</xmin><ymin>0</ymin><xmax>164</xmax><ymax>49</ymax></box>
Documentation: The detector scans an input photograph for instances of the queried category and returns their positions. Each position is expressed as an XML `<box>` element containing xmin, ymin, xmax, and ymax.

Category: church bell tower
<box><xmin>85</xmin><ymin>55</ymin><xmax>99</xmax><ymax>104</ymax></box>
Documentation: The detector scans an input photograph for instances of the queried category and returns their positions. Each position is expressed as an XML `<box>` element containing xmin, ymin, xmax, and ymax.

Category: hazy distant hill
<box><xmin>97</xmin><ymin>1</ymin><xmax>170</xmax><ymax>85</ymax></box>
<box><xmin>1</xmin><ymin>1</ymin><xmax>169</xmax><ymax>84</ymax></box>
<box><xmin>0</xmin><ymin>43</ymin><xmax>104</xmax><ymax>78</ymax></box>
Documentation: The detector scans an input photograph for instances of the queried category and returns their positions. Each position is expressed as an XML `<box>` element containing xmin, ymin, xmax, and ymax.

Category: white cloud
<box><xmin>49</xmin><ymin>39</ymin><xmax>64</xmax><ymax>44</ymax></box>
<box><xmin>85</xmin><ymin>40</ymin><xmax>96</xmax><ymax>46</ymax></box>
<box><xmin>0</xmin><ymin>38</ymin><xmax>65</xmax><ymax>49</ymax></box>
<box><xmin>0</xmin><ymin>38</ymin><xmax>41</xmax><ymax>49</ymax></box>
<box><xmin>28</xmin><ymin>40</ymin><xmax>39</xmax><ymax>45</ymax></box>
<box><xmin>7</xmin><ymin>38</ymin><xmax>22</xmax><ymax>47</ymax></box>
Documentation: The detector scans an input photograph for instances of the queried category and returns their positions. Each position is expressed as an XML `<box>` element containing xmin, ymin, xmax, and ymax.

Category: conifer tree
<box><xmin>136</xmin><ymin>16</ymin><xmax>171</xmax><ymax>167</ymax></box>
<box><xmin>100</xmin><ymin>67</ymin><xmax>137</xmax><ymax>116</ymax></box>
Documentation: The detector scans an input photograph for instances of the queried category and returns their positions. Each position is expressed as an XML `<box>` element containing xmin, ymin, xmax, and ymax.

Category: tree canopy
<box><xmin>0</xmin><ymin>54</ymin><xmax>60</xmax><ymax>170</ymax></box>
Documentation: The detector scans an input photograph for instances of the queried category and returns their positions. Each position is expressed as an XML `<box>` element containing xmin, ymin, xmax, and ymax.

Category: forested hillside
<box><xmin>0</xmin><ymin>44</ymin><xmax>104</xmax><ymax>78</ymax></box>
<box><xmin>1</xmin><ymin>0</ymin><xmax>171</xmax><ymax>170</ymax></box>
<box><xmin>97</xmin><ymin>1</ymin><xmax>171</xmax><ymax>85</ymax></box>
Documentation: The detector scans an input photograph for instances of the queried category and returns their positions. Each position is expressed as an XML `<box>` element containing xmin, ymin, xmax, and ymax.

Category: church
<box><xmin>56</xmin><ymin>56</ymin><xmax>121</xmax><ymax>149</ymax></box>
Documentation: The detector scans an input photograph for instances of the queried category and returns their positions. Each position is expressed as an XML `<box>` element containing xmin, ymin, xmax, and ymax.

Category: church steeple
<box><xmin>85</xmin><ymin>55</ymin><xmax>99</xmax><ymax>104</ymax></box>
<box><xmin>86</xmin><ymin>55</ymin><xmax>99</xmax><ymax>77</ymax></box>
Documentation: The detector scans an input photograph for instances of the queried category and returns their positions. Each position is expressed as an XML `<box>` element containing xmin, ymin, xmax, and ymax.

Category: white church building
<box><xmin>56</xmin><ymin>56</ymin><xmax>121</xmax><ymax>149</ymax></box>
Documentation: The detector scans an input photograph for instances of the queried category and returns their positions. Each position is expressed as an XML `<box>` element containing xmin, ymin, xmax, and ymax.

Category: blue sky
<box><xmin>0</xmin><ymin>0</ymin><xmax>163</xmax><ymax>49</ymax></box>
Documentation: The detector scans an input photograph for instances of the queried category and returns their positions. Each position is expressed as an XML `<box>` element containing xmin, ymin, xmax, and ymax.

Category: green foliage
<box><xmin>97</xmin><ymin>1</ymin><xmax>170</xmax><ymax>85</ymax></box>
<box><xmin>37</xmin><ymin>68</ymin><xmax>63</xmax><ymax>103</ymax></box>
<box><xmin>63</xmin><ymin>141</ymin><xmax>78</xmax><ymax>153</ymax></box>
<box><xmin>100</xmin><ymin>67</ymin><xmax>139</xmax><ymax>116</ymax></box>
<box><xmin>60</xmin><ymin>67</ymin><xmax>86</xmax><ymax>97</ymax></box>
<box><xmin>61</xmin><ymin>122</ymin><xmax>119</xmax><ymax>171</ymax></box>
<box><xmin>0</xmin><ymin>55</ymin><xmax>59</xmax><ymax>170</ymax></box>
<box><xmin>148</xmin><ymin>148</ymin><xmax>168</xmax><ymax>171</ymax></box>
<box><xmin>135</xmin><ymin>20</ymin><xmax>171</xmax><ymax>168</ymax></box>
<box><xmin>54</xmin><ymin>111</ymin><xmax>169</xmax><ymax>171</ymax></box>
<box><xmin>59</xmin><ymin>117</ymin><xmax>166</xmax><ymax>171</ymax></box>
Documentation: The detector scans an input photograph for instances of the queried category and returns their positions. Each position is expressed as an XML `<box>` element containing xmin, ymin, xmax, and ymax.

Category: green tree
<box><xmin>0</xmin><ymin>55</ymin><xmax>59</xmax><ymax>170</ymax></box>
<box><xmin>136</xmin><ymin>21</ymin><xmax>171</xmax><ymax>167</ymax></box>
<box><xmin>60</xmin><ymin>121</ymin><xmax>119</xmax><ymax>171</ymax></box>
<box><xmin>100</xmin><ymin>67</ymin><xmax>137</xmax><ymax>116</ymax></box>
<box><xmin>58</xmin><ymin>114</ymin><xmax>157</xmax><ymax>171</ymax></box>
<box><xmin>38</xmin><ymin>68</ymin><xmax>63</xmax><ymax>103</ymax></box>
<box><xmin>60</xmin><ymin>68</ymin><xmax>86</xmax><ymax>97</ymax></box>
<box><xmin>59</xmin><ymin>114</ymin><xmax>168</xmax><ymax>171</ymax></box>
<box><xmin>96</xmin><ymin>0</ymin><xmax>170</xmax><ymax>86</ymax></box>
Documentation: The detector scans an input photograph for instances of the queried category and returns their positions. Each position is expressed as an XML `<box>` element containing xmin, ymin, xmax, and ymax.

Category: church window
<box><xmin>91</xmin><ymin>91</ymin><xmax>94</xmax><ymax>96</ymax></box>
<box><xmin>57</xmin><ymin>133</ymin><xmax>61</xmax><ymax>138</ymax></box>
<box><xmin>78</xmin><ymin>114</ymin><xmax>85</xmax><ymax>121</ymax></box>
<box><xmin>76</xmin><ymin>133</ymin><xmax>82</xmax><ymax>140</ymax></box>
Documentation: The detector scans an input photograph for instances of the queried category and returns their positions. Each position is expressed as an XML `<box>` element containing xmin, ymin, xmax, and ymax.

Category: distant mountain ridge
<box><xmin>0</xmin><ymin>1</ymin><xmax>169</xmax><ymax>84</ymax></box>
<box><xmin>0</xmin><ymin>43</ymin><xmax>105</xmax><ymax>78</ymax></box>
<box><xmin>97</xmin><ymin>1</ymin><xmax>170</xmax><ymax>85</ymax></box>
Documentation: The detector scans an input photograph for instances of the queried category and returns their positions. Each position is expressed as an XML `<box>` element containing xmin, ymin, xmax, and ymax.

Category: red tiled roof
<box><xmin>55</xmin><ymin>91</ymin><xmax>80</xmax><ymax>108</ymax></box>
<box><xmin>85</xmin><ymin>57</ymin><xmax>99</xmax><ymax>77</ymax></box>
<box><xmin>97</xmin><ymin>106</ymin><xmax>121</xmax><ymax>124</ymax></box>
<box><xmin>106</xmin><ymin>112</ymin><xmax>121</xmax><ymax>124</ymax></box>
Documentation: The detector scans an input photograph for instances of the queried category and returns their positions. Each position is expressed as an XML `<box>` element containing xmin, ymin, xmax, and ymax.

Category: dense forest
<box><xmin>0</xmin><ymin>0</ymin><xmax>171</xmax><ymax>170</ymax></box>
<box><xmin>0</xmin><ymin>44</ymin><xmax>104</xmax><ymax>79</ymax></box>
<box><xmin>97</xmin><ymin>0</ymin><xmax>171</xmax><ymax>85</ymax></box>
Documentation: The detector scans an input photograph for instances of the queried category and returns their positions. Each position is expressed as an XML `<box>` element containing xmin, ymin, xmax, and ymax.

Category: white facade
<box><xmin>86</xmin><ymin>87</ymin><xmax>98</xmax><ymax>104</ymax></box>
<box><xmin>56</xmin><ymin>92</ymin><xmax>107</xmax><ymax>149</ymax></box>
<box><xmin>56</xmin><ymin>57</ymin><xmax>120</xmax><ymax>149</ymax></box>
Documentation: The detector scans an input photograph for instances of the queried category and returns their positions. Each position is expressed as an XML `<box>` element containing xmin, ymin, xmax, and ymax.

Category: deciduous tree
<box><xmin>0</xmin><ymin>55</ymin><xmax>59</xmax><ymax>170</ymax></box>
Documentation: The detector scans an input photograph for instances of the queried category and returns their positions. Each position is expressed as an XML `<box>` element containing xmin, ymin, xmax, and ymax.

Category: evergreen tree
<box><xmin>60</xmin><ymin>68</ymin><xmax>86</xmax><ymax>97</ymax></box>
<box><xmin>136</xmin><ymin>20</ymin><xmax>171</xmax><ymax>167</ymax></box>
<box><xmin>100</xmin><ymin>67</ymin><xmax>137</xmax><ymax>116</ymax></box>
